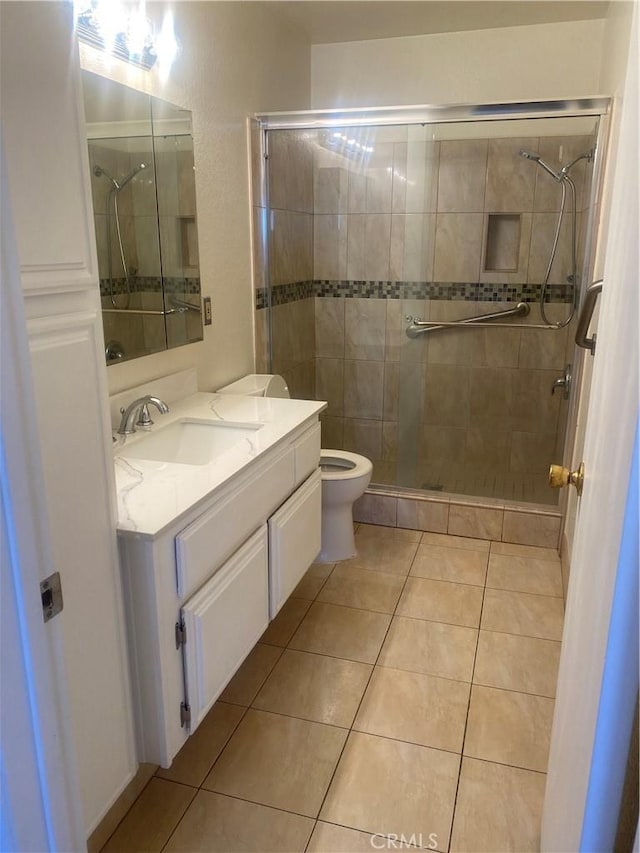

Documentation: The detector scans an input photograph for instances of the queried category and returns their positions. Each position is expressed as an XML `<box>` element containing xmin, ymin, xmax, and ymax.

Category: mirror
<box><xmin>81</xmin><ymin>70</ymin><xmax>203</xmax><ymax>364</ymax></box>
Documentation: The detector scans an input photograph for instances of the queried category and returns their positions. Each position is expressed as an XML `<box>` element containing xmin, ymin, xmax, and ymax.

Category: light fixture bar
<box><xmin>75</xmin><ymin>4</ymin><xmax>157</xmax><ymax>70</ymax></box>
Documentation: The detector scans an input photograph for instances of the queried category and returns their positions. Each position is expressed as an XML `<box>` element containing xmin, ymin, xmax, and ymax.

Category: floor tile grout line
<box><xmin>464</xmin><ymin>754</ymin><xmax>548</xmax><ymax>776</ymax></box>
<box><xmin>447</xmin><ymin>544</ymin><xmax>490</xmax><ymax>852</ymax></box>
<box><xmin>416</xmin><ymin>536</ymin><xmax>489</xmax><ymax>550</ymax></box>
<box><xmin>104</xmin><ymin>701</ymin><xmax>253</xmax><ymax>850</ymax></box>
<box><xmin>237</xmin><ymin>645</ymin><xmax>474</xmax><ymax>687</ymax></box>
<box><xmin>98</xmin><ymin>772</ymin><xmax>162</xmax><ymax>851</ymax></box>
<box><xmin>196</xmin><ymin>787</ymin><xmax>319</xmax><ymax>821</ymax></box>
<box><xmin>484</xmin><ymin>584</ymin><xmax>564</xmax><ymax>599</ymax></box>
<box><xmin>307</xmin><ymin>536</ymin><xmax>421</xmax><ymax>840</ymax></box>
<box><xmin>160</xmin><ymin>788</ymin><xmax>320</xmax><ymax>852</ymax></box>
<box><xmin>467</xmin><ymin>682</ymin><xmax>557</xmax><ymax>701</ymax></box>
<box><xmin>477</xmin><ymin>626</ymin><xmax>562</xmax><ymax>645</ymax></box>
<box><xmin>156</xmin><ymin>786</ymin><xmax>198</xmax><ymax>853</ymax></box>
<box><xmin>291</xmin><ymin>595</ymin><xmax>407</xmax><ymax>617</ymax></box>
<box><xmin>218</xmin><ymin>644</ymin><xmax>285</xmax><ymax>708</ymax></box>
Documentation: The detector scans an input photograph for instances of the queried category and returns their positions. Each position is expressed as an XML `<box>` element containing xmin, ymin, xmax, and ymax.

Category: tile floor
<box><xmin>101</xmin><ymin>523</ymin><xmax>564</xmax><ymax>852</ymax></box>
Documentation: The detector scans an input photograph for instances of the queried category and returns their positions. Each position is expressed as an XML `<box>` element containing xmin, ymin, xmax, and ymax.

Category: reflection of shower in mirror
<box><xmin>93</xmin><ymin>163</ymin><xmax>149</xmax><ymax>308</ymax></box>
<box><xmin>81</xmin><ymin>67</ymin><xmax>203</xmax><ymax>363</ymax></box>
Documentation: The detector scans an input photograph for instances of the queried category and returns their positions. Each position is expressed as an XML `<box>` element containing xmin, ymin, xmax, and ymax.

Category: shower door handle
<box><xmin>575</xmin><ymin>280</ymin><xmax>603</xmax><ymax>354</ymax></box>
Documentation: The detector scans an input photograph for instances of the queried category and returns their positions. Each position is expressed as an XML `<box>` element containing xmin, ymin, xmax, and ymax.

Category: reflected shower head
<box><xmin>92</xmin><ymin>162</ymin><xmax>147</xmax><ymax>191</ymax></box>
<box><xmin>93</xmin><ymin>164</ymin><xmax>118</xmax><ymax>188</ymax></box>
<box><xmin>519</xmin><ymin>149</ymin><xmax>563</xmax><ymax>182</ymax></box>
<box><xmin>118</xmin><ymin>162</ymin><xmax>147</xmax><ymax>190</ymax></box>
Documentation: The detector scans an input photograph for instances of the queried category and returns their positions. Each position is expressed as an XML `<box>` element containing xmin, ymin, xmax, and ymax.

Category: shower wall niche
<box><xmin>254</xmin><ymin>115</ymin><xmax>598</xmax><ymax>507</ymax></box>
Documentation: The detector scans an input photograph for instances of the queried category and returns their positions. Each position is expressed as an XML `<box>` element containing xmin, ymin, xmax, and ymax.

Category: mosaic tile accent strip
<box><xmin>255</xmin><ymin>281</ymin><xmax>314</xmax><ymax>310</ymax></box>
<box><xmin>100</xmin><ymin>276</ymin><xmax>200</xmax><ymax>297</ymax></box>
<box><xmin>255</xmin><ymin>280</ymin><xmax>575</xmax><ymax>309</ymax></box>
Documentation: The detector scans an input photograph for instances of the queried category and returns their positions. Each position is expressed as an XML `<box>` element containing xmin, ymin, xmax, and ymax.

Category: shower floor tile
<box><xmin>98</xmin><ymin>521</ymin><xmax>564</xmax><ymax>853</ymax></box>
<box><xmin>414</xmin><ymin>464</ymin><xmax>560</xmax><ymax>506</ymax></box>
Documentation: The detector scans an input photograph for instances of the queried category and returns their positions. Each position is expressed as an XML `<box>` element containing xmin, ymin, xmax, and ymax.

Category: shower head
<box><xmin>118</xmin><ymin>163</ymin><xmax>147</xmax><ymax>190</ymax></box>
<box><xmin>519</xmin><ymin>149</ymin><xmax>563</xmax><ymax>182</ymax></box>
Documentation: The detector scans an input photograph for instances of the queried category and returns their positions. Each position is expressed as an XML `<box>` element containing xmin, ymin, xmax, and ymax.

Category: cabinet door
<box><xmin>268</xmin><ymin>469</ymin><xmax>322</xmax><ymax>618</ymax></box>
<box><xmin>181</xmin><ymin>527</ymin><xmax>269</xmax><ymax>731</ymax></box>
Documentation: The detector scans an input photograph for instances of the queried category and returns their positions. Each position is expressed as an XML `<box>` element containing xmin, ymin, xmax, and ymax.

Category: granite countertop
<box><xmin>113</xmin><ymin>391</ymin><xmax>325</xmax><ymax>538</ymax></box>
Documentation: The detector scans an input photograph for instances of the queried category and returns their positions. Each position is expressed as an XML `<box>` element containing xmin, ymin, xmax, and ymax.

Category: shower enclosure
<box><xmin>252</xmin><ymin>100</ymin><xmax>608</xmax><ymax>510</ymax></box>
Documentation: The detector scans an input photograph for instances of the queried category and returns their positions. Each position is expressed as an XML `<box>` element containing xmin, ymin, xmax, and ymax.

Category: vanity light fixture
<box><xmin>74</xmin><ymin>0</ymin><xmax>178</xmax><ymax>74</ymax></box>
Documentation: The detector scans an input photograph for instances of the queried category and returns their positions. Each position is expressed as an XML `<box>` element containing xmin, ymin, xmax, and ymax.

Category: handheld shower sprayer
<box><xmin>519</xmin><ymin>149</ymin><xmax>563</xmax><ymax>182</ymax></box>
<box><xmin>519</xmin><ymin>144</ymin><xmax>594</xmax><ymax>327</ymax></box>
<box><xmin>92</xmin><ymin>162</ymin><xmax>148</xmax><ymax>307</ymax></box>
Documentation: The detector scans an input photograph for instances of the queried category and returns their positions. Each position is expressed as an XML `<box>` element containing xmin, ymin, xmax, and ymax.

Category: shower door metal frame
<box><xmin>255</xmin><ymin>97</ymin><xmax>612</xmax><ymax>511</ymax></box>
<box><xmin>256</xmin><ymin>97</ymin><xmax>610</xmax><ymax>130</ymax></box>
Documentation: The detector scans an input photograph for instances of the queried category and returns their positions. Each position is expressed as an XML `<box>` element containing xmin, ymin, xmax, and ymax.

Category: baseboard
<box><xmin>87</xmin><ymin>763</ymin><xmax>157</xmax><ymax>852</ymax></box>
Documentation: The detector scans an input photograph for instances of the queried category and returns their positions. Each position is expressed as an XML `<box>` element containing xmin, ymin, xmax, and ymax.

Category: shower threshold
<box><xmin>356</xmin><ymin>484</ymin><xmax>563</xmax><ymax>551</ymax></box>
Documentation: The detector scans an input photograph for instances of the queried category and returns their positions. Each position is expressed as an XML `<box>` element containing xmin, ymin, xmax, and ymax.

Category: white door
<box><xmin>0</xmin><ymin>137</ymin><xmax>85</xmax><ymax>851</ymax></box>
<box><xmin>541</xmin><ymin>6</ymin><xmax>639</xmax><ymax>849</ymax></box>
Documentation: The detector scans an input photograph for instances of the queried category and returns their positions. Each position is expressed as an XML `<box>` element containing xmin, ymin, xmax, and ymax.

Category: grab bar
<box><xmin>170</xmin><ymin>296</ymin><xmax>202</xmax><ymax>313</ymax></box>
<box><xmin>102</xmin><ymin>298</ymin><xmax>201</xmax><ymax>317</ymax></box>
<box><xmin>575</xmin><ymin>280</ymin><xmax>603</xmax><ymax>354</ymax></box>
<box><xmin>406</xmin><ymin>301</ymin><xmax>530</xmax><ymax>338</ymax></box>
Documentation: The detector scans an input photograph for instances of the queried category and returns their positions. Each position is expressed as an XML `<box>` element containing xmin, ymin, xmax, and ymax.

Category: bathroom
<box><xmin>1</xmin><ymin>2</ymin><xmax>637</xmax><ymax>852</ymax></box>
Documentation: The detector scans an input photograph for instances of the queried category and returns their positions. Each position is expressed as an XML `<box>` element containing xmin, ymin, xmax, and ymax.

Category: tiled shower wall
<box><xmin>254</xmin><ymin>124</ymin><xmax>595</xmax><ymax>505</ymax></box>
<box><xmin>253</xmin><ymin>128</ymin><xmax>316</xmax><ymax>399</ymax></box>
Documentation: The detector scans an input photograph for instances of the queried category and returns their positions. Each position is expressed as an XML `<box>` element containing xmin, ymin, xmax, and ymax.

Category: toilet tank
<box><xmin>216</xmin><ymin>374</ymin><xmax>290</xmax><ymax>399</ymax></box>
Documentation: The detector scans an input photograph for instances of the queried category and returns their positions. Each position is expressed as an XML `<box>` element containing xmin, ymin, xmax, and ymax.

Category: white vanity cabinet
<box><xmin>118</xmin><ymin>418</ymin><xmax>321</xmax><ymax>768</ymax></box>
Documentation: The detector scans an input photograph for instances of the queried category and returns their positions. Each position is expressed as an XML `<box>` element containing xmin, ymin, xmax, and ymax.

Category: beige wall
<box><xmin>82</xmin><ymin>2</ymin><xmax>310</xmax><ymax>395</ymax></box>
<box><xmin>311</xmin><ymin>19</ymin><xmax>605</xmax><ymax>109</ymax></box>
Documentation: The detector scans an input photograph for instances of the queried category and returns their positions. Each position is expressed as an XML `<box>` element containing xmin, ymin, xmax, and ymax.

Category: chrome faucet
<box><xmin>551</xmin><ymin>364</ymin><xmax>572</xmax><ymax>400</ymax></box>
<box><xmin>118</xmin><ymin>395</ymin><xmax>169</xmax><ymax>435</ymax></box>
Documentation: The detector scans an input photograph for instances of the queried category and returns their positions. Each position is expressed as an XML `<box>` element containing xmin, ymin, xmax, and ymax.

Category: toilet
<box><xmin>216</xmin><ymin>374</ymin><xmax>372</xmax><ymax>562</ymax></box>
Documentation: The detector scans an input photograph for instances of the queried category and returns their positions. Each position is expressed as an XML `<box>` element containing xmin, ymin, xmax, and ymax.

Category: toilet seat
<box><xmin>320</xmin><ymin>449</ymin><xmax>373</xmax><ymax>481</ymax></box>
<box><xmin>216</xmin><ymin>376</ymin><xmax>373</xmax><ymax>563</ymax></box>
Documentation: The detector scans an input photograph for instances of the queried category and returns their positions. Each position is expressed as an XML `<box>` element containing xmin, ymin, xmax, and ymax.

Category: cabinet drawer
<box><xmin>268</xmin><ymin>469</ymin><xmax>322</xmax><ymax>618</ymax></box>
<box><xmin>181</xmin><ymin>527</ymin><xmax>269</xmax><ymax>731</ymax></box>
<box><xmin>294</xmin><ymin>422</ymin><xmax>321</xmax><ymax>484</ymax></box>
<box><xmin>175</xmin><ymin>446</ymin><xmax>294</xmax><ymax>598</ymax></box>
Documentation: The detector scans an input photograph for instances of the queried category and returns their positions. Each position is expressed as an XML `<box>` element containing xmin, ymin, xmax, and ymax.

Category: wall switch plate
<box><xmin>203</xmin><ymin>297</ymin><xmax>212</xmax><ymax>325</ymax></box>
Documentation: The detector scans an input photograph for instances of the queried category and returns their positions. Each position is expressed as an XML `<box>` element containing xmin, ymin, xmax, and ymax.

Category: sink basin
<box><xmin>118</xmin><ymin>418</ymin><xmax>263</xmax><ymax>466</ymax></box>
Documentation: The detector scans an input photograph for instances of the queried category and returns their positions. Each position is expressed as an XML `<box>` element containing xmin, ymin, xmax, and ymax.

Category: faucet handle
<box><xmin>551</xmin><ymin>364</ymin><xmax>572</xmax><ymax>399</ymax></box>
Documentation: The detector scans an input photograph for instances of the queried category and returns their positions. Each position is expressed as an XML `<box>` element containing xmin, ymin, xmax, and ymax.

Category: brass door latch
<box><xmin>549</xmin><ymin>462</ymin><xmax>585</xmax><ymax>496</ymax></box>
